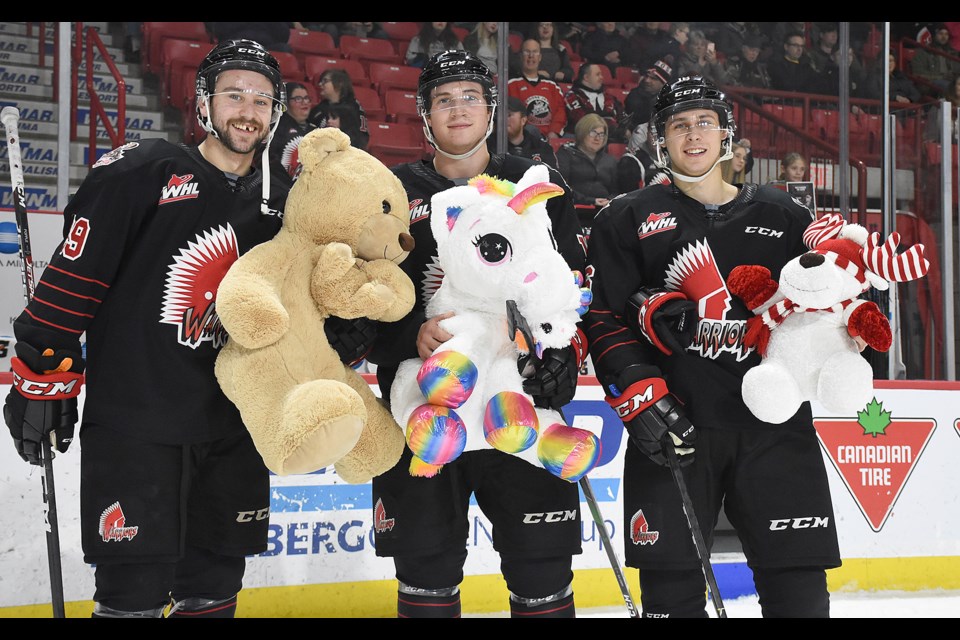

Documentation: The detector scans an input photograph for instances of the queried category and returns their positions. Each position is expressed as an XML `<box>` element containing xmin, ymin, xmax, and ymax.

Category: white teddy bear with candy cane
<box><xmin>727</xmin><ymin>214</ymin><xmax>929</xmax><ymax>424</ymax></box>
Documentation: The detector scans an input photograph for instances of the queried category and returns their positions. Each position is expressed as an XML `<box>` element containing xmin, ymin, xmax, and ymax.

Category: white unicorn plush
<box><xmin>390</xmin><ymin>164</ymin><xmax>600</xmax><ymax>481</ymax></box>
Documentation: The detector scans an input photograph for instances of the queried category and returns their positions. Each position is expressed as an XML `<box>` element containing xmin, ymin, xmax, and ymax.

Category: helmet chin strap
<box><xmin>424</xmin><ymin>105</ymin><xmax>497</xmax><ymax>161</ymax></box>
<box><xmin>657</xmin><ymin>129</ymin><xmax>734</xmax><ymax>184</ymax></box>
<box><xmin>670</xmin><ymin>147</ymin><xmax>733</xmax><ymax>183</ymax></box>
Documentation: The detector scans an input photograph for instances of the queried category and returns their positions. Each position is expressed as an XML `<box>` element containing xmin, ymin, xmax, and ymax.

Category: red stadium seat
<box><xmin>509</xmin><ymin>33</ymin><xmax>523</xmax><ymax>53</ymax></box>
<box><xmin>288</xmin><ymin>29</ymin><xmax>338</xmax><ymax>67</ymax></box>
<box><xmin>339</xmin><ymin>35</ymin><xmax>401</xmax><ymax>71</ymax></box>
<box><xmin>271</xmin><ymin>50</ymin><xmax>305</xmax><ymax>83</ymax></box>
<box><xmin>141</xmin><ymin>21</ymin><xmax>209</xmax><ymax>76</ymax></box>
<box><xmin>368</xmin><ymin>62</ymin><xmax>422</xmax><ymax>97</ymax></box>
<box><xmin>160</xmin><ymin>39</ymin><xmax>214</xmax><ymax>109</ymax></box>
<box><xmin>383</xmin><ymin>89</ymin><xmax>420</xmax><ymax>124</ymax></box>
<box><xmin>304</xmin><ymin>56</ymin><xmax>370</xmax><ymax>89</ymax></box>
<box><xmin>367</xmin><ymin>121</ymin><xmax>427</xmax><ymax>167</ymax></box>
<box><xmin>615</xmin><ymin>65</ymin><xmax>641</xmax><ymax>89</ymax></box>
<box><xmin>606</xmin><ymin>142</ymin><xmax>627</xmax><ymax>159</ymax></box>
<box><xmin>354</xmin><ymin>85</ymin><xmax>386</xmax><ymax>121</ymax></box>
<box><xmin>380</xmin><ymin>22</ymin><xmax>420</xmax><ymax>43</ymax></box>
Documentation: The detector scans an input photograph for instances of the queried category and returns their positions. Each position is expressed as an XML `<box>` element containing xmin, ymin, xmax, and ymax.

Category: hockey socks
<box><xmin>509</xmin><ymin>588</ymin><xmax>575</xmax><ymax>618</ymax></box>
<box><xmin>397</xmin><ymin>584</ymin><xmax>461</xmax><ymax>618</ymax></box>
<box><xmin>167</xmin><ymin>595</ymin><xmax>238</xmax><ymax>618</ymax></box>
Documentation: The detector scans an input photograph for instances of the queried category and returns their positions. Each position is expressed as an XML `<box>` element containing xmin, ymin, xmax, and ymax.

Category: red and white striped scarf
<box><xmin>744</xmin><ymin>297</ymin><xmax>857</xmax><ymax>356</ymax></box>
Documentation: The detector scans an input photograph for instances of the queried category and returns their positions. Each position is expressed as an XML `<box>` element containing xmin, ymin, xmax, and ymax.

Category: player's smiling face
<box><xmin>663</xmin><ymin>108</ymin><xmax>725</xmax><ymax>176</ymax></box>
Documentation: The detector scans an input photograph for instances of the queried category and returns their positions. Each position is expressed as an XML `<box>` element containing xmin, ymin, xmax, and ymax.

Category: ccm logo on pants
<box><xmin>768</xmin><ymin>516</ymin><xmax>830</xmax><ymax>531</ymax></box>
<box><xmin>522</xmin><ymin>510</ymin><xmax>578</xmax><ymax>524</ymax></box>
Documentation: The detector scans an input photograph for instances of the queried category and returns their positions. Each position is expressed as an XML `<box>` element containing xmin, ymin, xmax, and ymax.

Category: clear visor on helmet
<box><xmin>661</xmin><ymin>112</ymin><xmax>724</xmax><ymax>142</ymax></box>
<box><xmin>425</xmin><ymin>85</ymin><xmax>493</xmax><ymax>115</ymax></box>
<box><xmin>207</xmin><ymin>88</ymin><xmax>286</xmax><ymax>124</ymax></box>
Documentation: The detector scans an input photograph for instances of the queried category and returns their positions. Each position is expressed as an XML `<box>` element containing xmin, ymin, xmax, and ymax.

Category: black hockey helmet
<box><xmin>651</xmin><ymin>75</ymin><xmax>735</xmax><ymax>145</ymax></box>
<box><xmin>196</xmin><ymin>39</ymin><xmax>285</xmax><ymax>104</ymax></box>
<box><xmin>416</xmin><ymin>49</ymin><xmax>497</xmax><ymax>116</ymax></box>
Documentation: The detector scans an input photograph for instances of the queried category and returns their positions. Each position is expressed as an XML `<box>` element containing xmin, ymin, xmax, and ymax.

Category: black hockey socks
<box><xmin>753</xmin><ymin>567</ymin><xmax>830</xmax><ymax>618</ymax></box>
<box><xmin>167</xmin><ymin>594</ymin><xmax>238</xmax><ymax>618</ymax></box>
<box><xmin>397</xmin><ymin>583</ymin><xmax>461</xmax><ymax>618</ymax></box>
<box><xmin>509</xmin><ymin>589</ymin><xmax>575</xmax><ymax>618</ymax></box>
<box><xmin>639</xmin><ymin>567</ymin><xmax>710</xmax><ymax>618</ymax></box>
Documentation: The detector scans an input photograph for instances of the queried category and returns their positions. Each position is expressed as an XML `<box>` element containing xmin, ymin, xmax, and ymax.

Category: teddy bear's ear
<box><xmin>298</xmin><ymin>128</ymin><xmax>352</xmax><ymax>177</ymax></box>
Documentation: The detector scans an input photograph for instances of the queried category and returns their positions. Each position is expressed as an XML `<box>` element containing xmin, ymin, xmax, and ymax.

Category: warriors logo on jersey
<box><xmin>92</xmin><ymin>142</ymin><xmax>139</xmax><ymax>168</ymax></box>
<box><xmin>280</xmin><ymin>135</ymin><xmax>305</xmax><ymax>180</ymax></box>
<box><xmin>160</xmin><ymin>224</ymin><xmax>238</xmax><ymax>349</ymax></box>
<box><xmin>662</xmin><ymin>239</ymin><xmax>750</xmax><ymax>361</ymax></box>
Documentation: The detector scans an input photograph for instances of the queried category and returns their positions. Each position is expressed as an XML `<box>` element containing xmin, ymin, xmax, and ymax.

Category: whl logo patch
<box><xmin>816</xmin><ymin>399</ymin><xmax>935</xmax><ymax>531</ymax></box>
<box><xmin>159</xmin><ymin>173</ymin><xmax>200</xmax><ymax>205</ymax></box>
<box><xmin>637</xmin><ymin>211</ymin><xmax>677</xmax><ymax>240</ymax></box>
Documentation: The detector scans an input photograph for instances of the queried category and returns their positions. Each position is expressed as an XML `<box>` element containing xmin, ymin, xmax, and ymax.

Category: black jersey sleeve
<box><xmin>542</xmin><ymin>162</ymin><xmax>587</xmax><ymax>274</ymax></box>
<box><xmin>583</xmin><ymin>194</ymin><xmax>660</xmax><ymax>391</ymax></box>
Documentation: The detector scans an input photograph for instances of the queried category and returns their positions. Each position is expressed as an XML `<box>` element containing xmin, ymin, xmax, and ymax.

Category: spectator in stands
<box><xmin>722</xmin><ymin>33</ymin><xmax>772</xmax><ymax>89</ymax></box>
<box><xmin>268</xmin><ymin>81</ymin><xmax>316</xmax><ymax>211</ymax></box>
<box><xmin>911</xmin><ymin>23</ymin><xmax>960</xmax><ymax>95</ymax></box>
<box><xmin>556</xmin><ymin>113</ymin><xmax>619</xmax><ymax>223</ymax></box>
<box><xmin>508</xmin><ymin>39</ymin><xmax>568</xmax><ymax>139</ymax></box>
<box><xmin>206</xmin><ymin>22</ymin><xmax>294</xmax><ymax>52</ymax></box>
<box><xmin>580</xmin><ymin>21</ymin><xmax>628</xmax><ymax>75</ymax></box>
<box><xmin>862</xmin><ymin>51</ymin><xmax>921</xmax><ymax>104</ymax></box>
<box><xmin>925</xmin><ymin>72</ymin><xmax>960</xmax><ymax>139</ymax></box>
<box><xmin>623</xmin><ymin>56</ymin><xmax>674</xmax><ymax>133</ymax></box>
<box><xmin>768</xmin><ymin>31</ymin><xmax>830</xmax><ymax>95</ymax></box>
<box><xmin>807</xmin><ymin>22</ymin><xmax>839</xmax><ymax>74</ymax></box>
<box><xmin>720</xmin><ymin>139</ymin><xmax>752</xmax><ymax>185</ymax></box>
<box><xmin>715</xmin><ymin>22</ymin><xmax>761</xmax><ymax>60</ymax></box>
<box><xmin>462</xmin><ymin>21</ymin><xmax>500</xmax><ymax>74</ymax></box>
<box><xmin>773</xmin><ymin>151</ymin><xmax>807</xmax><ymax>183</ymax></box>
<box><xmin>766</xmin><ymin>21</ymin><xmax>809</xmax><ymax>55</ymax></box>
<box><xmin>307</xmin><ymin>68</ymin><xmax>369</xmax><ymax>150</ymax></box>
<box><xmin>557</xmin><ymin>22</ymin><xmax>589</xmax><ymax>53</ymax></box>
<box><xmin>821</xmin><ymin>44</ymin><xmax>868</xmax><ymax>98</ymax></box>
<box><xmin>616</xmin><ymin>120</ymin><xmax>670</xmax><ymax>194</ymax></box>
<box><xmin>528</xmin><ymin>21</ymin><xmax>575</xmax><ymax>83</ymax></box>
<box><xmin>564</xmin><ymin>62</ymin><xmax>627</xmax><ymax>143</ymax></box>
<box><xmin>644</xmin><ymin>22</ymin><xmax>688</xmax><ymax>71</ymax></box>
<box><xmin>405</xmin><ymin>22</ymin><xmax>464</xmax><ymax>69</ymax></box>
<box><xmin>325</xmin><ymin>102</ymin><xmax>369</xmax><ymax>151</ymax></box>
<box><xmin>677</xmin><ymin>30</ymin><xmax>731</xmax><ymax>86</ymax></box>
<box><xmin>623</xmin><ymin>22</ymin><xmax>667</xmax><ymax>72</ymax></box>
<box><xmin>333</xmin><ymin>22</ymin><xmax>389</xmax><ymax>44</ymax></box>
<box><xmin>488</xmin><ymin>96</ymin><xmax>559</xmax><ymax>169</ymax></box>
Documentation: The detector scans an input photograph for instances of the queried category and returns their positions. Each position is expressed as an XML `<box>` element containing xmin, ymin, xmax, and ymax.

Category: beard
<box><xmin>213</xmin><ymin>118</ymin><xmax>269</xmax><ymax>155</ymax></box>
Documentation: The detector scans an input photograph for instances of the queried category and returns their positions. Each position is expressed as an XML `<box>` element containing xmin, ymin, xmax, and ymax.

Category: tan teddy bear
<box><xmin>214</xmin><ymin>128</ymin><xmax>415</xmax><ymax>483</ymax></box>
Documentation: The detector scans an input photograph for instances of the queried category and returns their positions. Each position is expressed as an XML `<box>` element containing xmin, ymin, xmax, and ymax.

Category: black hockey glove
<box><xmin>325</xmin><ymin>316</ymin><xmax>378</xmax><ymax>368</ymax></box>
<box><xmin>518</xmin><ymin>327</ymin><xmax>587</xmax><ymax>411</ymax></box>
<box><xmin>604</xmin><ymin>366</ymin><xmax>696</xmax><ymax>467</ymax></box>
<box><xmin>626</xmin><ymin>287</ymin><xmax>698</xmax><ymax>356</ymax></box>
<box><xmin>3</xmin><ymin>342</ymin><xmax>83</xmax><ymax>466</ymax></box>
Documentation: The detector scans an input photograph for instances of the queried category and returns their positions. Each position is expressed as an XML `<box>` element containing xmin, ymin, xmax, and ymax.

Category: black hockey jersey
<box><xmin>585</xmin><ymin>182</ymin><xmax>814</xmax><ymax>431</ymax></box>
<box><xmin>13</xmin><ymin>139</ymin><xmax>283</xmax><ymax>444</ymax></box>
<box><xmin>368</xmin><ymin>154</ymin><xmax>588</xmax><ymax>398</ymax></box>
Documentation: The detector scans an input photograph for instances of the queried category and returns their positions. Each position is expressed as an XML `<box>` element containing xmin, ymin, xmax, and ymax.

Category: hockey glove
<box><xmin>4</xmin><ymin>342</ymin><xmax>83</xmax><ymax>466</ymax></box>
<box><xmin>519</xmin><ymin>329</ymin><xmax>587</xmax><ymax>411</ymax></box>
<box><xmin>325</xmin><ymin>316</ymin><xmax>378</xmax><ymax>368</ymax></box>
<box><xmin>605</xmin><ymin>368</ymin><xmax>696</xmax><ymax>467</ymax></box>
<box><xmin>626</xmin><ymin>287</ymin><xmax>698</xmax><ymax>356</ymax></box>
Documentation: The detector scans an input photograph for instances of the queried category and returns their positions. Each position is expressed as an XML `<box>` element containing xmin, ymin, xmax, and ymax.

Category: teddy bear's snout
<box><xmin>800</xmin><ymin>252</ymin><xmax>825</xmax><ymax>269</ymax></box>
<box><xmin>399</xmin><ymin>233</ymin><xmax>415</xmax><ymax>252</ymax></box>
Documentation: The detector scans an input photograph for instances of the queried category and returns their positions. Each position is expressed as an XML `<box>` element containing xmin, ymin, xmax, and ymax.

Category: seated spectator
<box><xmin>334</xmin><ymin>22</ymin><xmax>389</xmax><ymax>44</ymax></box>
<box><xmin>564</xmin><ymin>62</ymin><xmax>627</xmax><ymax>143</ymax></box>
<box><xmin>462</xmin><ymin>21</ymin><xmax>500</xmax><ymax>74</ymax></box>
<box><xmin>715</xmin><ymin>22</ymin><xmax>762</xmax><ymax>60</ymax></box>
<box><xmin>765</xmin><ymin>21</ymin><xmax>809</xmax><ymax>55</ymax></box>
<box><xmin>770</xmin><ymin>151</ymin><xmax>808</xmax><ymax>184</ymax></box>
<box><xmin>268</xmin><ymin>81</ymin><xmax>316</xmax><ymax>211</ymax></box>
<box><xmin>720</xmin><ymin>139</ymin><xmax>752</xmax><ymax>185</ymax></box>
<box><xmin>623</xmin><ymin>56</ymin><xmax>674</xmax><ymax>134</ymax></box>
<box><xmin>677</xmin><ymin>30</ymin><xmax>731</xmax><ymax>86</ymax></box>
<box><xmin>206</xmin><ymin>22</ymin><xmax>293</xmax><ymax>52</ymax></box>
<box><xmin>556</xmin><ymin>22</ymin><xmax>589</xmax><ymax>54</ymax></box>
<box><xmin>768</xmin><ymin>31</ymin><xmax>831</xmax><ymax>95</ymax></box>
<box><xmin>807</xmin><ymin>22</ymin><xmax>839</xmax><ymax>74</ymax></box>
<box><xmin>911</xmin><ymin>22</ymin><xmax>960</xmax><ymax>95</ymax></box>
<box><xmin>579</xmin><ymin>21</ymin><xmax>628</xmax><ymax>75</ymax></box>
<box><xmin>925</xmin><ymin>72</ymin><xmax>960</xmax><ymax>139</ymax></box>
<box><xmin>405</xmin><ymin>22</ymin><xmax>465</xmax><ymax>69</ymax></box>
<box><xmin>556</xmin><ymin>113</ymin><xmax>619</xmax><ymax>225</ymax></box>
<box><xmin>507</xmin><ymin>39</ymin><xmax>568</xmax><ymax>139</ymax></box>
<box><xmin>307</xmin><ymin>68</ymin><xmax>369</xmax><ymax>150</ymax></box>
<box><xmin>488</xmin><ymin>96</ymin><xmax>559</xmax><ymax>168</ymax></box>
<box><xmin>820</xmin><ymin>44</ymin><xmax>868</xmax><ymax>98</ymax></box>
<box><xmin>623</xmin><ymin>21</ymin><xmax>667</xmax><ymax>72</ymax></box>
<box><xmin>325</xmin><ymin>102</ymin><xmax>368</xmax><ymax>151</ymax></box>
<box><xmin>616</xmin><ymin>120</ymin><xmax>670</xmax><ymax>194</ymax></box>
<box><xmin>863</xmin><ymin>51</ymin><xmax>921</xmax><ymax>104</ymax></box>
<box><xmin>644</xmin><ymin>22</ymin><xmax>688</xmax><ymax>71</ymax></box>
<box><xmin>527</xmin><ymin>21</ymin><xmax>575</xmax><ymax>83</ymax></box>
<box><xmin>722</xmin><ymin>33</ymin><xmax>772</xmax><ymax>89</ymax></box>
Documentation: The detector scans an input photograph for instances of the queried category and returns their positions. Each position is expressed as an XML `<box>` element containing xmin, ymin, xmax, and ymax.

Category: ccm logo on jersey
<box><xmin>159</xmin><ymin>174</ymin><xmax>200</xmax><ymax>205</ymax></box>
<box><xmin>236</xmin><ymin>508</ymin><xmax>270</xmax><ymax>523</ymax></box>
<box><xmin>522</xmin><ymin>509</ymin><xmax>577</xmax><ymax>524</ymax></box>
<box><xmin>745</xmin><ymin>226</ymin><xmax>784</xmax><ymax>237</ymax></box>
<box><xmin>769</xmin><ymin>516</ymin><xmax>830</xmax><ymax>531</ymax></box>
<box><xmin>637</xmin><ymin>211</ymin><xmax>677</xmax><ymax>240</ymax></box>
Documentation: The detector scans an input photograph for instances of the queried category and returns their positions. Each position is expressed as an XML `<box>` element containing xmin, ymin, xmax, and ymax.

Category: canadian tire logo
<box><xmin>815</xmin><ymin>398</ymin><xmax>935</xmax><ymax>532</ymax></box>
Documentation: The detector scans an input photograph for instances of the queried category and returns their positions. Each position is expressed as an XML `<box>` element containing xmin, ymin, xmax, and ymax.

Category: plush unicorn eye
<box><xmin>540</xmin><ymin>323</ymin><xmax>552</xmax><ymax>334</ymax></box>
<box><xmin>472</xmin><ymin>233</ymin><xmax>512</xmax><ymax>265</ymax></box>
<box><xmin>382</xmin><ymin>200</ymin><xmax>391</xmax><ymax>214</ymax></box>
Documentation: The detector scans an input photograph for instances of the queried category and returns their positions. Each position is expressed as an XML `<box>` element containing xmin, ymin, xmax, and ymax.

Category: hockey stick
<box><xmin>506</xmin><ymin>301</ymin><xmax>640</xmax><ymax>618</ymax></box>
<box><xmin>2</xmin><ymin>105</ymin><xmax>66</xmax><ymax>619</ymax></box>
<box><xmin>662</xmin><ymin>442</ymin><xmax>727</xmax><ymax>618</ymax></box>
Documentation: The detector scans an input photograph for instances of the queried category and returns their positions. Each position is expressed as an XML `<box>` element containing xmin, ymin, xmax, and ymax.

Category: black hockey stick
<box><xmin>662</xmin><ymin>441</ymin><xmax>727</xmax><ymax>618</ymax></box>
<box><xmin>2</xmin><ymin>105</ymin><xmax>66</xmax><ymax>619</ymax></box>
<box><xmin>506</xmin><ymin>301</ymin><xmax>640</xmax><ymax>618</ymax></box>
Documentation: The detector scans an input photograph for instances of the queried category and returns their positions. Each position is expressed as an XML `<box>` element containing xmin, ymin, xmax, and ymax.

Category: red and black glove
<box><xmin>626</xmin><ymin>287</ymin><xmax>698</xmax><ymax>356</ymax></box>
<box><xmin>3</xmin><ymin>342</ymin><xmax>83</xmax><ymax>466</ymax></box>
<box><xmin>604</xmin><ymin>366</ymin><xmax>696</xmax><ymax>467</ymax></box>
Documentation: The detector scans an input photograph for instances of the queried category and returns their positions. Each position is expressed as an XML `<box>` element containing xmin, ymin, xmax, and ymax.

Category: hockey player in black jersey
<box><xmin>367</xmin><ymin>50</ymin><xmax>589</xmax><ymax>618</ymax></box>
<box><xmin>3</xmin><ymin>39</ymin><xmax>290</xmax><ymax>618</ymax></box>
<box><xmin>585</xmin><ymin>76</ymin><xmax>841</xmax><ymax>617</ymax></box>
